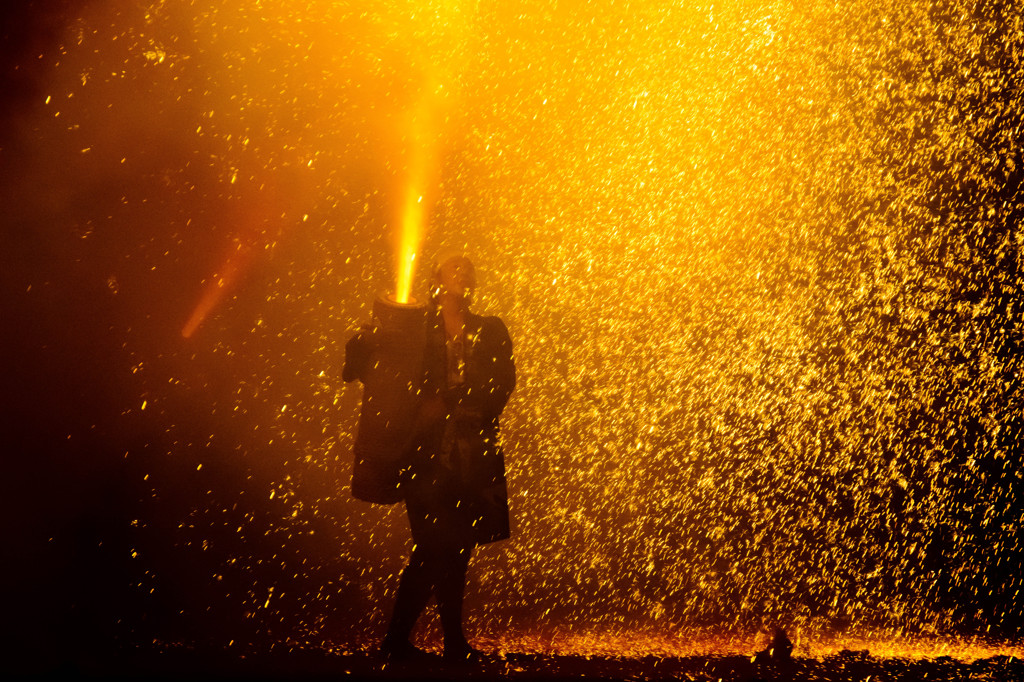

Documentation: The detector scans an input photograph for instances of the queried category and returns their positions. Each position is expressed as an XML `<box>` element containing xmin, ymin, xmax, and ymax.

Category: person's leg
<box><xmin>383</xmin><ymin>542</ymin><xmax>434</xmax><ymax>653</ymax></box>
<box><xmin>436</xmin><ymin>544</ymin><xmax>475</xmax><ymax>658</ymax></box>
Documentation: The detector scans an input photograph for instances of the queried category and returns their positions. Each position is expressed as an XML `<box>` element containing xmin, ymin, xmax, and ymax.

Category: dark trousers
<box><xmin>387</xmin><ymin>446</ymin><xmax>482</xmax><ymax>648</ymax></box>
<box><xmin>386</xmin><ymin>537</ymin><xmax>473</xmax><ymax>647</ymax></box>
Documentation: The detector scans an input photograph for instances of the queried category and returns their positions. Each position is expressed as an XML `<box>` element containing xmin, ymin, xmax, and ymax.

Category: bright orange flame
<box><xmin>394</xmin><ymin>182</ymin><xmax>425</xmax><ymax>304</ymax></box>
<box><xmin>393</xmin><ymin>85</ymin><xmax>443</xmax><ymax>304</ymax></box>
<box><xmin>390</xmin><ymin>0</ymin><xmax>475</xmax><ymax>303</ymax></box>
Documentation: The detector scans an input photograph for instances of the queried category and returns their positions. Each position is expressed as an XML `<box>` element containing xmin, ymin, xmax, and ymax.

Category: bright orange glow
<box><xmin>394</xmin><ymin>145</ymin><xmax>428</xmax><ymax>303</ymax></box>
<box><xmin>394</xmin><ymin>87</ymin><xmax>443</xmax><ymax>304</ymax></box>
<box><xmin>393</xmin><ymin>76</ymin><xmax>445</xmax><ymax>303</ymax></box>
<box><xmin>391</xmin><ymin>3</ymin><xmax>472</xmax><ymax>303</ymax></box>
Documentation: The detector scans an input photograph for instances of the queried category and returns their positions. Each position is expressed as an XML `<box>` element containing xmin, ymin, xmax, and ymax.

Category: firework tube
<box><xmin>348</xmin><ymin>295</ymin><xmax>428</xmax><ymax>504</ymax></box>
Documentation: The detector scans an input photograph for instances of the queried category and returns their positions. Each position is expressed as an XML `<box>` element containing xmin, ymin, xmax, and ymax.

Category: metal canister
<box><xmin>350</xmin><ymin>295</ymin><xmax>428</xmax><ymax>504</ymax></box>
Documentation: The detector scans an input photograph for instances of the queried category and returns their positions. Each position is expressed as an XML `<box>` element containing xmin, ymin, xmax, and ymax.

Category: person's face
<box><xmin>436</xmin><ymin>256</ymin><xmax>476</xmax><ymax>299</ymax></box>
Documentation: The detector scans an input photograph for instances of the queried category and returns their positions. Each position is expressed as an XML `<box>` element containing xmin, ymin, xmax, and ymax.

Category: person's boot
<box><xmin>442</xmin><ymin>636</ymin><xmax>484</xmax><ymax>663</ymax></box>
<box><xmin>381</xmin><ymin>554</ymin><xmax>434</xmax><ymax>662</ymax></box>
<box><xmin>438</xmin><ymin>548</ymin><xmax>479</xmax><ymax>662</ymax></box>
<box><xmin>379</xmin><ymin>634</ymin><xmax>435</xmax><ymax>662</ymax></box>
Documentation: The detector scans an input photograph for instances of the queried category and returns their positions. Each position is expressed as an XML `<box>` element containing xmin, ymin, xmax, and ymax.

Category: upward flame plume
<box><xmin>394</xmin><ymin>76</ymin><xmax>449</xmax><ymax>304</ymax></box>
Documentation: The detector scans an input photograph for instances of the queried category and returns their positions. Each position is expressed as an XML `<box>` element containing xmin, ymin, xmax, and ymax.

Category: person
<box><xmin>354</xmin><ymin>253</ymin><xmax>516</xmax><ymax>662</ymax></box>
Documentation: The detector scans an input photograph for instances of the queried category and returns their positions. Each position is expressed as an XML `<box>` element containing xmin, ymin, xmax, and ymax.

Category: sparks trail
<box><xmin>12</xmin><ymin>0</ymin><xmax>1023</xmax><ymax>661</ymax></box>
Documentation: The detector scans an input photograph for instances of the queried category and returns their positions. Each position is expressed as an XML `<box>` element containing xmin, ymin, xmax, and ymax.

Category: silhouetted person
<box><xmin>754</xmin><ymin>626</ymin><xmax>793</xmax><ymax>665</ymax></box>
<box><xmin>346</xmin><ymin>252</ymin><xmax>515</xmax><ymax>662</ymax></box>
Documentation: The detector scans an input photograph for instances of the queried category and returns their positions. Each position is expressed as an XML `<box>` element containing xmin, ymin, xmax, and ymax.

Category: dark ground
<box><xmin>23</xmin><ymin>646</ymin><xmax>1024</xmax><ymax>682</ymax></box>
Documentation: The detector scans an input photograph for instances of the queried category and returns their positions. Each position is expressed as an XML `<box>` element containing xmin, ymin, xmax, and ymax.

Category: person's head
<box><xmin>429</xmin><ymin>251</ymin><xmax>476</xmax><ymax>307</ymax></box>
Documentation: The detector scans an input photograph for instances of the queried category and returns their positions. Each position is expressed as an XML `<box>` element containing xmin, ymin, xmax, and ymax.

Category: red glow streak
<box><xmin>182</xmin><ymin>175</ymin><xmax>299</xmax><ymax>339</ymax></box>
<box><xmin>181</xmin><ymin>239</ymin><xmax>253</xmax><ymax>339</ymax></box>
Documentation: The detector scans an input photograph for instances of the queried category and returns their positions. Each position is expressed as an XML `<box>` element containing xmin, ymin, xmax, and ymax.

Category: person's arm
<box><xmin>342</xmin><ymin>326</ymin><xmax>376</xmax><ymax>383</ymax></box>
<box><xmin>467</xmin><ymin>316</ymin><xmax>516</xmax><ymax>421</ymax></box>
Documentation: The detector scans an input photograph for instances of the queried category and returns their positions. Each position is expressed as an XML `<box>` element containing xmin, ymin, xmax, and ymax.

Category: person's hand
<box><xmin>342</xmin><ymin>327</ymin><xmax>377</xmax><ymax>383</ymax></box>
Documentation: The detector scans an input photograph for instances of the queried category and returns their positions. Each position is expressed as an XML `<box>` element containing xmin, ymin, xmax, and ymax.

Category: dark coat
<box><xmin>406</xmin><ymin>310</ymin><xmax>516</xmax><ymax>547</ymax></box>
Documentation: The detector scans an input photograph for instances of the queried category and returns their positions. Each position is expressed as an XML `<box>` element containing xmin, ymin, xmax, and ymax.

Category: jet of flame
<box><xmin>391</xmin><ymin>4</ymin><xmax>471</xmax><ymax>304</ymax></box>
<box><xmin>393</xmin><ymin>73</ymin><xmax>452</xmax><ymax>304</ymax></box>
<box><xmin>394</xmin><ymin>107</ymin><xmax>435</xmax><ymax>304</ymax></box>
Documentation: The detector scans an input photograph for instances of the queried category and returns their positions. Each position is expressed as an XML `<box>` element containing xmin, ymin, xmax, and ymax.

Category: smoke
<box><xmin>2</xmin><ymin>0</ymin><xmax>1023</xmax><ymax>662</ymax></box>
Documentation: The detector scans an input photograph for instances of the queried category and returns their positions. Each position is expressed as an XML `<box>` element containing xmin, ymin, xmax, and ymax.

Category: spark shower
<box><xmin>3</xmin><ymin>0</ymin><xmax>1023</xmax><ymax>656</ymax></box>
